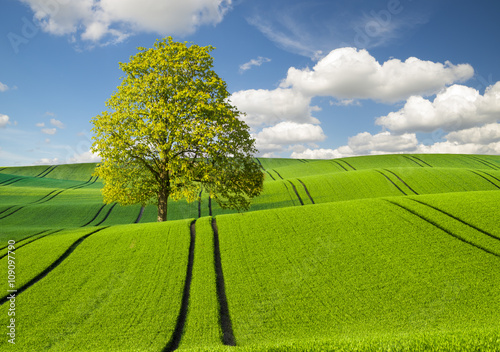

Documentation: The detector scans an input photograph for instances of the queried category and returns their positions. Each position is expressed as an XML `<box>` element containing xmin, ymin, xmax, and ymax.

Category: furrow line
<box><xmin>34</xmin><ymin>165</ymin><xmax>53</xmax><ymax>177</ymax></box>
<box><xmin>339</xmin><ymin>159</ymin><xmax>356</xmax><ymax>170</ymax></box>
<box><xmin>134</xmin><ymin>206</ymin><xmax>145</xmax><ymax>224</ymax></box>
<box><xmin>469</xmin><ymin>170</ymin><xmax>500</xmax><ymax>189</ymax></box>
<box><xmin>0</xmin><ymin>177</ymin><xmax>23</xmax><ymax>187</ymax></box>
<box><xmin>480</xmin><ymin>171</ymin><xmax>500</xmax><ymax>185</ymax></box>
<box><xmin>297</xmin><ymin>179</ymin><xmax>315</xmax><ymax>204</ymax></box>
<box><xmin>0</xmin><ymin>227</ymin><xmax>108</xmax><ymax>306</ymax></box>
<box><xmin>410</xmin><ymin>155</ymin><xmax>432</xmax><ymax>167</ymax></box>
<box><xmin>273</xmin><ymin>169</ymin><xmax>284</xmax><ymax>179</ymax></box>
<box><xmin>80</xmin><ymin>204</ymin><xmax>107</xmax><ymax>227</ymax></box>
<box><xmin>386</xmin><ymin>200</ymin><xmax>500</xmax><ymax>259</ymax></box>
<box><xmin>39</xmin><ymin>165</ymin><xmax>58</xmax><ymax>178</ymax></box>
<box><xmin>375</xmin><ymin>170</ymin><xmax>407</xmax><ymax>195</ymax></box>
<box><xmin>163</xmin><ymin>220</ymin><xmax>196</xmax><ymax>352</ymax></box>
<box><xmin>197</xmin><ymin>190</ymin><xmax>202</xmax><ymax>218</ymax></box>
<box><xmin>0</xmin><ymin>230</ymin><xmax>49</xmax><ymax>251</ymax></box>
<box><xmin>287</xmin><ymin>180</ymin><xmax>304</xmax><ymax>205</ymax></box>
<box><xmin>94</xmin><ymin>203</ymin><xmax>118</xmax><ymax>226</ymax></box>
<box><xmin>0</xmin><ymin>230</ymin><xmax>63</xmax><ymax>260</ymax></box>
<box><xmin>212</xmin><ymin>218</ymin><xmax>236</xmax><ymax>346</ymax></box>
<box><xmin>468</xmin><ymin>155</ymin><xmax>499</xmax><ymax>170</ymax></box>
<box><xmin>208</xmin><ymin>196</ymin><xmax>213</xmax><ymax>217</ymax></box>
<box><xmin>266</xmin><ymin>171</ymin><xmax>275</xmax><ymax>181</ymax></box>
<box><xmin>383</xmin><ymin>169</ymin><xmax>418</xmax><ymax>195</ymax></box>
<box><xmin>409</xmin><ymin>199</ymin><xmax>500</xmax><ymax>241</ymax></box>
<box><xmin>403</xmin><ymin>155</ymin><xmax>424</xmax><ymax>167</ymax></box>
<box><xmin>330</xmin><ymin>160</ymin><xmax>348</xmax><ymax>171</ymax></box>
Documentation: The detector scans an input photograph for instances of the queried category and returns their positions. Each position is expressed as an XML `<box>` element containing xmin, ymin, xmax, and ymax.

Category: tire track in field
<box><xmin>0</xmin><ymin>177</ymin><xmax>24</xmax><ymax>187</ymax></box>
<box><xmin>409</xmin><ymin>155</ymin><xmax>432</xmax><ymax>167</ymax></box>
<box><xmin>37</xmin><ymin>165</ymin><xmax>58</xmax><ymax>178</ymax></box>
<box><xmin>409</xmin><ymin>199</ymin><xmax>500</xmax><ymax>242</ymax></box>
<box><xmin>480</xmin><ymin>171</ymin><xmax>500</xmax><ymax>185</ymax></box>
<box><xmin>0</xmin><ymin>227</ymin><xmax>108</xmax><ymax>306</ymax></box>
<box><xmin>208</xmin><ymin>196</ymin><xmax>213</xmax><ymax>216</ymax></box>
<box><xmin>330</xmin><ymin>160</ymin><xmax>348</xmax><ymax>171</ymax></box>
<box><xmin>134</xmin><ymin>206</ymin><xmax>145</xmax><ymax>223</ymax></box>
<box><xmin>266</xmin><ymin>171</ymin><xmax>276</xmax><ymax>181</ymax></box>
<box><xmin>211</xmin><ymin>218</ymin><xmax>236</xmax><ymax>346</ymax></box>
<box><xmin>93</xmin><ymin>203</ymin><xmax>118</xmax><ymax>226</ymax></box>
<box><xmin>375</xmin><ymin>170</ymin><xmax>407</xmax><ymax>195</ymax></box>
<box><xmin>197</xmin><ymin>190</ymin><xmax>202</xmax><ymax>218</ymax></box>
<box><xmin>386</xmin><ymin>200</ymin><xmax>500</xmax><ymax>259</ymax></box>
<box><xmin>467</xmin><ymin>155</ymin><xmax>500</xmax><ymax>170</ymax></box>
<box><xmin>163</xmin><ymin>220</ymin><xmax>196</xmax><ymax>351</ymax></box>
<box><xmin>0</xmin><ymin>230</ymin><xmax>63</xmax><ymax>260</ymax></box>
<box><xmin>0</xmin><ymin>176</ymin><xmax>99</xmax><ymax>220</ymax></box>
<box><xmin>339</xmin><ymin>159</ymin><xmax>356</xmax><ymax>170</ymax></box>
<box><xmin>287</xmin><ymin>180</ymin><xmax>304</xmax><ymax>205</ymax></box>
<box><xmin>297</xmin><ymin>179</ymin><xmax>315</xmax><ymax>204</ymax></box>
<box><xmin>273</xmin><ymin>169</ymin><xmax>284</xmax><ymax>180</ymax></box>
<box><xmin>469</xmin><ymin>170</ymin><xmax>500</xmax><ymax>190</ymax></box>
<box><xmin>34</xmin><ymin>165</ymin><xmax>54</xmax><ymax>177</ymax></box>
<box><xmin>403</xmin><ymin>155</ymin><xmax>424</xmax><ymax>167</ymax></box>
<box><xmin>383</xmin><ymin>169</ymin><xmax>419</xmax><ymax>195</ymax></box>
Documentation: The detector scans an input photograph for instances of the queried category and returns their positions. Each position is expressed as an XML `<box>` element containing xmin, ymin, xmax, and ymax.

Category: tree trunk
<box><xmin>157</xmin><ymin>188</ymin><xmax>169</xmax><ymax>222</ymax></box>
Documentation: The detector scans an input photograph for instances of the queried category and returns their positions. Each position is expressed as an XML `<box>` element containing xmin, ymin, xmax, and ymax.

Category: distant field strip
<box><xmin>468</xmin><ymin>155</ymin><xmax>500</xmax><ymax>170</ymax></box>
<box><xmin>387</xmin><ymin>199</ymin><xmax>500</xmax><ymax>258</ymax></box>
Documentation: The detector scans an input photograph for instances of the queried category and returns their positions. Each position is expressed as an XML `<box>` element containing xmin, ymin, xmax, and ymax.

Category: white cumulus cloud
<box><xmin>254</xmin><ymin>121</ymin><xmax>326</xmax><ymax>153</ymax></box>
<box><xmin>20</xmin><ymin>0</ymin><xmax>231</xmax><ymax>44</ymax></box>
<box><xmin>446</xmin><ymin>123</ymin><xmax>500</xmax><ymax>144</ymax></box>
<box><xmin>376</xmin><ymin>83</ymin><xmax>500</xmax><ymax>133</ymax></box>
<box><xmin>281</xmin><ymin>47</ymin><xmax>474</xmax><ymax>103</ymax></box>
<box><xmin>0</xmin><ymin>82</ymin><xmax>9</xmax><ymax>92</ymax></box>
<box><xmin>230</xmin><ymin>88</ymin><xmax>320</xmax><ymax>128</ymax></box>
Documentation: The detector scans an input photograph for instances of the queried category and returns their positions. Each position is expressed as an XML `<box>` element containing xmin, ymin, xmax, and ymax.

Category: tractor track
<box><xmin>297</xmin><ymin>179</ymin><xmax>315</xmax><ymax>204</ymax></box>
<box><xmin>211</xmin><ymin>218</ymin><xmax>236</xmax><ymax>346</ymax></box>
<box><xmin>163</xmin><ymin>220</ymin><xmax>196</xmax><ymax>352</ymax></box>
<box><xmin>0</xmin><ymin>176</ymin><xmax>99</xmax><ymax>220</ymax></box>
<box><xmin>386</xmin><ymin>200</ymin><xmax>500</xmax><ymax>259</ymax></box>
<box><xmin>134</xmin><ymin>206</ymin><xmax>145</xmax><ymax>223</ymax></box>
<box><xmin>0</xmin><ymin>230</ymin><xmax>63</xmax><ymax>260</ymax></box>
<box><xmin>287</xmin><ymin>180</ymin><xmax>304</xmax><ymax>205</ymax></box>
<box><xmin>0</xmin><ymin>227</ymin><xmax>108</xmax><ymax>306</ymax></box>
<box><xmin>409</xmin><ymin>155</ymin><xmax>432</xmax><ymax>167</ymax></box>
<box><xmin>375</xmin><ymin>170</ymin><xmax>407</xmax><ymax>196</ymax></box>
<box><xmin>339</xmin><ymin>159</ymin><xmax>356</xmax><ymax>170</ymax></box>
<box><xmin>273</xmin><ymin>169</ymin><xmax>284</xmax><ymax>179</ymax></box>
<box><xmin>383</xmin><ymin>169</ymin><xmax>418</xmax><ymax>195</ymax></box>
<box><xmin>330</xmin><ymin>160</ymin><xmax>348</xmax><ymax>171</ymax></box>
<box><xmin>467</xmin><ymin>155</ymin><xmax>500</xmax><ymax>170</ymax></box>
<box><xmin>409</xmin><ymin>199</ymin><xmax>500</xmax><ymax>242</ymax></box>
<box><xmin>469</xmin><ymin>170</ymin><xmax>500</xmax><ymax>190</ymax></box>
<box><xmin>403</xmin><ymin>155</ymin><xmax>424</xmax><ymax>167</ymax></box>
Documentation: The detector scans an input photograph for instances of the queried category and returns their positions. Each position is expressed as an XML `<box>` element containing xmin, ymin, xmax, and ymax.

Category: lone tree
<box><xmin>91</xmin><ymin>37</ymin><xmax>264</xmax><ymax>222</ymax></box>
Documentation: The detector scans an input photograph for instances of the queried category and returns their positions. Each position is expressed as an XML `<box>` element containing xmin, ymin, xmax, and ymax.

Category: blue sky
<box><xmin>1</xmin><ymin>0</ymin><xmax>500</xmax><ymax>166</ymax></box>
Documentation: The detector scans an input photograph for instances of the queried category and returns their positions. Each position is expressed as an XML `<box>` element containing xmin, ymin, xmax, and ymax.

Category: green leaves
<box><xmin>91</xmin><ymin>37</ymin><xmax>263</xmax><ymax>220</ymax></box>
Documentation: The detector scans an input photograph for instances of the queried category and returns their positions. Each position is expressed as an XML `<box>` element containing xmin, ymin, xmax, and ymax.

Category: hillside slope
<box><xmin>0</xmin><ymin>154</ymin><xmax>499</xmax><ymax>351</ymax></box>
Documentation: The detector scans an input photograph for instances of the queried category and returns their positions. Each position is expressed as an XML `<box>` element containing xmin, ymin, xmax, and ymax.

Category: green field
<box><xmin>1</xmin><ymin>154</ymin><xmax>499</xmax><ymax>351</ymax></box>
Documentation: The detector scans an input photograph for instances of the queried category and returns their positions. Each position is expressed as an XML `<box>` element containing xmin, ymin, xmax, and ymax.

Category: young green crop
<box><xmin>0</xmin><ymin>220</ymin><xmax>192</xmax><ymax>351</ymax></box>
<box><xmin>215</xmin><ymin>196</ymin><xmax>500</xmax><ymax>348</ymax></box>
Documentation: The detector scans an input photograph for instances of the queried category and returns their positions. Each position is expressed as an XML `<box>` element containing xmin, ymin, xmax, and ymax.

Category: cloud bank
<box><xmin>20</xmin><ymin>0</ymin><xmax>231</xmax><ymax>44</ymax></box>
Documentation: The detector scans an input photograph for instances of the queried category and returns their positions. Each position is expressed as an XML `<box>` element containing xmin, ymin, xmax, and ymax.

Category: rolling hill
<box><xmin>0</xmin><ymin>154</ymin><xmax>499</xmax><ymax>351</ymax></box>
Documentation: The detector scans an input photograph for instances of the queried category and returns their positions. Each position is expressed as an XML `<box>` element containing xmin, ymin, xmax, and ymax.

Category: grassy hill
<box><xmin>0</xmin><ymin>154</ymin><xmax>499</xmax><ymax>351</ymax></box>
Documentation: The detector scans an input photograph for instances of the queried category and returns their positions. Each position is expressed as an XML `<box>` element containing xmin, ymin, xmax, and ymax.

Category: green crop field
<box><xmin>1</xmin><ymin>154</ymin><xmax>499</xmax><ymax>351</ymax></box>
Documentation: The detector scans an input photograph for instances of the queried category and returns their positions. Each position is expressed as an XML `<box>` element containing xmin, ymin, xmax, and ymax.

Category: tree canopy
<box><xmin>91</xmin><ymin>37</ymin><xmax>264</xmax><ymax>221</ymax></box>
